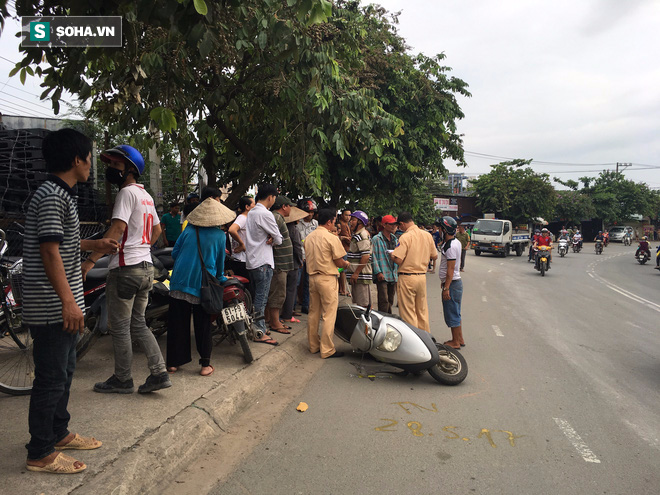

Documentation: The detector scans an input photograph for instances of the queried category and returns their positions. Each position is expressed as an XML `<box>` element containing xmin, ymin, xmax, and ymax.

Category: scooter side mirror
<box><xmin>364</xmin><ymin>304</ymin><xmax>372</xmax><ymax>322</ymax></box>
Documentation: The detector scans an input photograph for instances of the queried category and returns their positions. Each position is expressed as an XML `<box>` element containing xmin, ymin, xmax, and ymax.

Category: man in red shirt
<box><xmin>533</xmin><ymin>228</ymin><xmax>553</xmax><ymax>269</ymax></box>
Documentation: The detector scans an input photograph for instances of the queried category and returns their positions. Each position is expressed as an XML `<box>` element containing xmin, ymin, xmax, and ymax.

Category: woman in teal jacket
<box><xmin>166</xmin><ymin>198</ymin><xmax>236</xmax><ymax>376</ymax></box>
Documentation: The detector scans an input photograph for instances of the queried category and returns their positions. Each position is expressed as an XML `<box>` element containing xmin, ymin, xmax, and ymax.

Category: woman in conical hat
<box><xmin>166</xmin><ymin>197</ymin><xmax>236</xmax><ymax>377</ymax></box>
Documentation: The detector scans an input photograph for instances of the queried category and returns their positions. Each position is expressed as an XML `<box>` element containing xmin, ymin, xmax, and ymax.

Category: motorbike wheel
<box><xmin>237</xmin><ymin>330</ymin><xmax>254</xmax><ymax>364</ymax></box>
<box><xmin>474</xmin><ymin>249</ymin><xmax>481</xmax><ymax>256</ymax></box>
<box><xmin>540</xmin><ymin>262</ymin><xmax>546</xmax><ymax>276</ymax></box>
<box><xmin>639</xmin><ymin>256</ymin><xmax>648</xmax><ymax>265</ymax></box>
<box><xmin>428</xmin><ymin>343</ymin><xmax>468</xmax><ymax>386</ymax></box>
<box><xmin>560</xmin><ymin>249</ymin><xmax>565</xmax><ymax>257</ymax></box>
<box><xmin>147</xmin><ymin>305</ymin><xmax>169</xmax><ymax>336</ymax></box>
<box><xmin>0</xmin><ymin>314</ymin><xmax>33</xmax><ymax>395</ymax></box>
<box><xmin>76</xmin><ymin>311</ymin><xmax>102</xmax><ymax>360</ymax></box>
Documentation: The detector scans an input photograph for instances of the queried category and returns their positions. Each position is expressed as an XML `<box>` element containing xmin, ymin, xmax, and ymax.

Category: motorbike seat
<box><xmin>85</xmin><ymin>267</ymin><xmax>108</xmax><ymax>282</ymax></box>
<box><xmin>222</xmin><ymin>277</ymin><xmax>243</xmax><ymax>288</ymax></box>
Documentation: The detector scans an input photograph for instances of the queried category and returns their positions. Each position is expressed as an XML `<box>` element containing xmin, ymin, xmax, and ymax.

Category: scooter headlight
<box><xmin>377</xmin><ymin>324</ymin><xmax>402</xmax><ymax>352</ymax></box>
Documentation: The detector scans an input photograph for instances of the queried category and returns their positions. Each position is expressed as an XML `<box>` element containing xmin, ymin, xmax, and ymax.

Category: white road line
<box><xmin>590</xmin><ymin>272</ymin><xmax>660</xmax><ymax>313</ymax></box>
<box><xmin>492</xmin><ymin>325</ymin><xmax>504</xmax><ymax>337</ymax></box>
<box><xmin>488</xmin><ymin>269</ymin><xmax>493</xmax><ymax>273</ymax></box>
<box><xmin>553</xmin><ymin>418</ymin><xmax>601</xmax><ymax>463</ymax></box>
<box><xmin>482</xmin><ymin>296</ymin><xmax>487</xmax><ymax>302</ymax></box>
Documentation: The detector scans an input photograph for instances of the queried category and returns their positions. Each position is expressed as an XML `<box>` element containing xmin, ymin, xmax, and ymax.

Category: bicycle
<box><xmin>0</xmin><ymin>229</ymin><xmax>34</xmax><ymax>395</ymax></box>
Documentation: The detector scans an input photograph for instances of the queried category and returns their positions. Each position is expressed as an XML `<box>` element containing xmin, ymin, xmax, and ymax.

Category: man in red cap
<box><xmin>371</xmin><ymin>215</ymin><xmax>399</xmax><ymax>313</ymax></box>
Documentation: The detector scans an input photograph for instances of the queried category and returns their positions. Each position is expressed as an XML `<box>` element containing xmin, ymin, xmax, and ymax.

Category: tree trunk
<box><xmin>180</xmin><ymin>146</ymin><xmax>190</xmax><ymax>200</ymax></box>
<box><xmin>209</xmin><ymin>113</ymin><xmax>269</xmax><ymax>206</ymax></box>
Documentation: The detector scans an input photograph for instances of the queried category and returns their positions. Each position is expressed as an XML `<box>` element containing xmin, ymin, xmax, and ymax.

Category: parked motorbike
<box><xmin>334</xmin><ymin>304</ymin><xmax>468</xmax><ymax>385</ymax></box>
<box><xmin>595</xmin><ymin>240</ymin><xmax>603</xmax><ymax>255</ymax></box>
<box><xmin>558</xmin><ymin>238</ymin><xmax>569</xmax><ymax>257</ymax></box>
<box><xmin>535</xmin><ymin>246</ymin><xmax>552</xmax><ymax>276</ymax></box>
<box><xmin>211</xmin><ymin>275</ymin><xmax>254</xmax><ymax>363</ymax></box>
<box><xmin>0</xmin><ymin>228</ymin><xmax>33</xmax><ymax>395</ymax></box>
<box><xmin>76</xmin><ymin>250</ymin><xmax>172</xmax><ymax>359</ymax></box>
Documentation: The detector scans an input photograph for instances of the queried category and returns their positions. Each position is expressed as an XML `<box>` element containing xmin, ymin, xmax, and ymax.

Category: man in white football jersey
<box><xmin>84</xmin><ymin>145</ymin><xmax>171</xmax><ymax>395</ymax></box>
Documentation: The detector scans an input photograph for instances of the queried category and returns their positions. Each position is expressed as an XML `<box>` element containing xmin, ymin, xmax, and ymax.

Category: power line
<box><xmin>0</xmin><ymin>101</ymin><xmax>46</xmax><ymax>119</ymax></box>
<box><xmin>0</xmin><ymin>55</ymin><xmax>18</xmax><ymax>65</ymax></box>
<box><xmin>0</xmin><ymin>88</ymin><xmax>56</xmax><ymax>113</ymax></box>
<box><xmin>0</xmin><ymin>97</ymin><xmax>54</xmax><ymax>118</ymax></box>
<box><xmin>464</xmin><ymin>150</ymin><xmax>615</xmax><ymax>168</ymax></box>
<box><xmin>2</xmin><ymin>80</ymin><xmax>74</xmax><ymax>106</ymax></box>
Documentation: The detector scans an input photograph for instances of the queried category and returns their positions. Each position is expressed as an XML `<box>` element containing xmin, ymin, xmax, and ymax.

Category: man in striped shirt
<box><xmin>24</xmin><ymin>129</ymin><xmax>118</xmax><ymax>474</ymax></box>
<box><xmin>346</xmin><ymin>211</ymin><xmax>372</xmax><ymax>307</ymax></box>
<box><xmin>265</xmin><ymin>196</ymin><xmax>294</xmax><ymax>334</ymax></box>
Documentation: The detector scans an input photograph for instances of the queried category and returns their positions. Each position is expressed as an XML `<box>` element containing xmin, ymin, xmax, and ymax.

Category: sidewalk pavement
<box><xmin>0</xmin><ymin>314</ymin><xmax>314</xmax><ymax>495</ymax></box>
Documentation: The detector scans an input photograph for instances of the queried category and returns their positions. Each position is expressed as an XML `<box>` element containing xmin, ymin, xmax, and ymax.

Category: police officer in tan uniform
<box><xmin>304</xmin><ymin>209</ymin><xmax>351</xmax><ymax>358</ymax></box>
<box><xmin>391</xmin><ymin>211</ymin><xmax>438</xmax><ymax>332</ymax></box>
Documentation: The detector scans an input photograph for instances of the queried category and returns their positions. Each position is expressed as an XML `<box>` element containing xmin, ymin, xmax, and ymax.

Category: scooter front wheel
<box><xmin>428</xmin><ymin>343</ymin><xmax>468</xmax><ymax>386</ymax></box>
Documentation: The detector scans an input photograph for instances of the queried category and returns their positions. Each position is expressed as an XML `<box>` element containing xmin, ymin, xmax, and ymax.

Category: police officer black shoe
<box><xmin>326</xmin><ymin>351</ymin><xmax>345</xmax><ymax>359</ymax></box>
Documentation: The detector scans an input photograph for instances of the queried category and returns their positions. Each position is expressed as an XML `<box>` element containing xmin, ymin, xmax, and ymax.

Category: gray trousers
<box><xmin>106</xmin><ymin>263</ymin><xmax>166</xmax><ymax>381</ymax></box>
<box><xmin>351</xmin><ymin>282</ymin><xmax>372</xmax><ymax>308</ymax></box>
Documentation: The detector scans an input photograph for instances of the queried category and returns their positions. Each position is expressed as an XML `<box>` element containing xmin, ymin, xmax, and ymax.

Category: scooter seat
<box><xmin>86</xmin><ymin>267</ymin><xmax>108</xmax><ymax>282</ymax></box>
<box><xmin>222</xmin><ymin>277</ymin><xmax>243</xmax><ymax>288</ymax></box>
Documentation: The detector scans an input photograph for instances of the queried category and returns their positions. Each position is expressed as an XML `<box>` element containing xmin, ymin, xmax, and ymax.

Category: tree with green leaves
<box><xmin>470</xmin><ymin>159</ymin><xmax>556</xmax><ymax>223</ymax></box>
<box><xmin>555</xmin><ymin>172</ymin><xmax>660</xmax><ymax>225</ymax></box>
<box><xmin>8</xmin><ymin>0</ymin><xmax>406</xmax><ymax>207</ymax></box>
<box><xmin>553</xmin><ymin>190</ymin><xmax>596</xmax><ymax>226</ymax></box>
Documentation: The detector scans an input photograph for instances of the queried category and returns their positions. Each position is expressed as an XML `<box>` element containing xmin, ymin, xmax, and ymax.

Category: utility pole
<box><xmin>616</xmin><ymin>162</ymin><xmax>632</xmax><ymax>174</ymax></box>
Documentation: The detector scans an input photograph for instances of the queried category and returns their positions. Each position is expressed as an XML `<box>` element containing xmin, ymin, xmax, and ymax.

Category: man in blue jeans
<box><xmin>436</xmin><ymin>216</ymin><xmax>465</xmax><ymax>349</ymax></box>
<box><xmin>245</xmin><ymin>184</ymin><xmax>282</xmax><ymax>345</ymax></box>
<box><xmin>23</xmin><ymin>129</ymin><xmax>119</xmax><ymax>473</ymax></box>
<box><xmin>85</xmin><ymin>144</ymin><xmax>171</xmax><ymax>394</ymax></box>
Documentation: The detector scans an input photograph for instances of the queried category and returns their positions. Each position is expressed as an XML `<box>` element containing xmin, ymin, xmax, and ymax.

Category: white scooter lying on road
<box><xmin>334</xmin><ymin>304</ymin><xmax>468</xmax><ymax>385</ymax></box>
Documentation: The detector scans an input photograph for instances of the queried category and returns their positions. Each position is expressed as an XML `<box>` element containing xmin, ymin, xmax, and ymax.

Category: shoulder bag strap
<box><xmin>195</xmin><ymin>227</ymin><xmax>207</xmax><ymax>271</ymax></box>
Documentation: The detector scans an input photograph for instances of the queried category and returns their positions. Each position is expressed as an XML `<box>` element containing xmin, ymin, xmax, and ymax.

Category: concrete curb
<box><xmin>71</xmin><ymin>331</ymin><xmax>310</xmax><ymax>495</ymax></box>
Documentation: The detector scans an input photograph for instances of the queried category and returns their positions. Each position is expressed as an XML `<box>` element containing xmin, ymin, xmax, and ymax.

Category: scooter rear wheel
<box><xmin>428</xmin><ymin>343</ymin><xmax>468</xmax><ymax>386</ymax></box>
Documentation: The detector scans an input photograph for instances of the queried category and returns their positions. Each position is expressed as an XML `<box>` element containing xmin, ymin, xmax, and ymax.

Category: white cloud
<box><xmin>375</xmin><ymin>0</ymin><xmax>660</xmax><ymax>185</ymax></box>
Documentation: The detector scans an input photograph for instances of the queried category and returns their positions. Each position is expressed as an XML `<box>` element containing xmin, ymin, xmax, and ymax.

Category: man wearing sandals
<box><xmin>23</xmin><ymin>129</ymin><xmax>119</xmax><ymax>473</ymax></box>
<box><xmin>245</xmin><ymin>184</ymin><xmax>282</xmax><ymax>345</ymax></box>
<box><xmin>265</xmin><ymin>196</ymin><xmax>295</xmax><ymax>335</ymax></box>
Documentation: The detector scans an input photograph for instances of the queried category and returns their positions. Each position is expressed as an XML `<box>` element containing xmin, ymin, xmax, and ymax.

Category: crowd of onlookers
<box><xmin>20</xmin><ymin>128</ymin><xmax>469</xmax><ymax>474</ymax></box>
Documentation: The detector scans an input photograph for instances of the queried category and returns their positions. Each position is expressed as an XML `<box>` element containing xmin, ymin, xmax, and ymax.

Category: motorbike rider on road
<box><xmin>573</xmin><ymin>230</ymin><xmax>583</xmax><ymax>249</ymax></box>
<box><xmin>635</xmin><ymin>236</ymin><xmax>651</xmax><ymax>259</ymax></box>
<box><xmin>533</xmin><ymin>228</ymin><xmax>552</xmax><ymax>269</ymax></box>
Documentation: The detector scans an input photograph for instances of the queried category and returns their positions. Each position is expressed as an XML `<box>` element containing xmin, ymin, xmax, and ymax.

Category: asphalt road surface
<box><xmin>168</xmin><ymin>241</ymin><xmax>660</xmax><ymax>495</ymax></box>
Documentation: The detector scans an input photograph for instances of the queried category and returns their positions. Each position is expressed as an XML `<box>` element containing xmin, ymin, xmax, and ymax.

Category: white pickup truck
<box><xmin>470</xmin><ymin>218</ymin><xmax>531</xmax><ymax>257</ymax></box>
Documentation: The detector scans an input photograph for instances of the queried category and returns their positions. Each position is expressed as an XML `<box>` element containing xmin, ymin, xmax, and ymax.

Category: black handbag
<box><xmin>195</xmin><ymin>227</ymin><xmax>224</xmax><ymax>314</ymax></box>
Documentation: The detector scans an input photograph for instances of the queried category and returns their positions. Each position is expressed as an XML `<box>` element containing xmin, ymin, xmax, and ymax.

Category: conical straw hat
<box><xmin>186</xmin><ymin>197</ymin><xmax>236</xmax><ymax>227</ymax></box>
<box><xmin>284</xmin><ymin>206</ymin><xmax>308</xmax><ymax>223</ymax></box>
